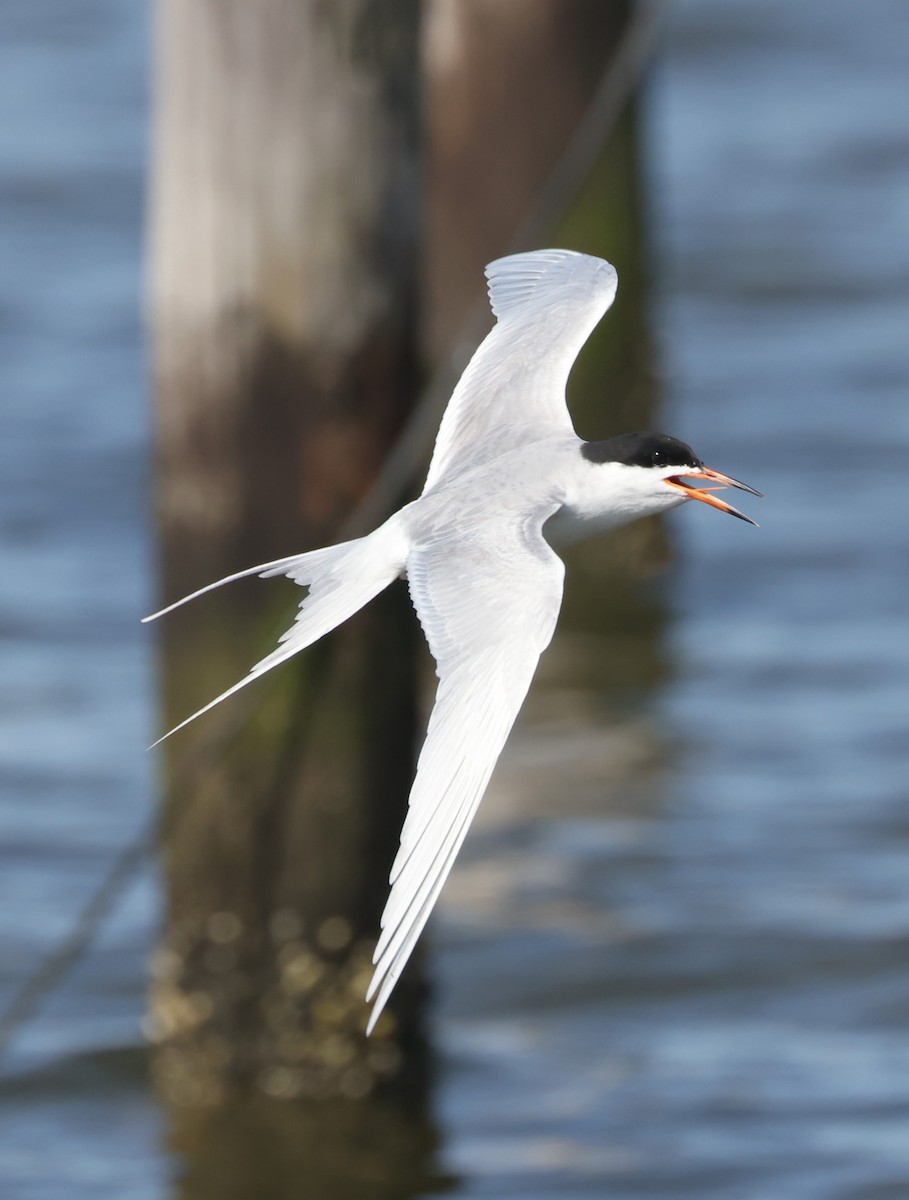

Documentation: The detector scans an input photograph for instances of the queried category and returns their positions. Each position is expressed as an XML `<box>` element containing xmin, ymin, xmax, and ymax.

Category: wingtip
<box><xmin>364</xmin><ymin>970</ymin><xmax>396</xmax><ymax>1036</ymax></box>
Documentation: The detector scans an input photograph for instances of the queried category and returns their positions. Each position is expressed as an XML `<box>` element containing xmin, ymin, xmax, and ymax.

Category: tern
<box><xmin>144</xmin><ymin>249</ymin><xmax>760</xmax><ymax>1033</ymax></box>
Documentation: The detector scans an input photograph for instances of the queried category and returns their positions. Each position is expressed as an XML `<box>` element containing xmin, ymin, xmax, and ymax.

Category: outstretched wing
<box><xmin>422</xmin><ymin>249</ymin><xmax>618</xmax><ymax>493</ymax></box>
<box><xmin>366</xmin><ymin>506</ymin><xmax>564</xmax><ymax>1032</ymax></box>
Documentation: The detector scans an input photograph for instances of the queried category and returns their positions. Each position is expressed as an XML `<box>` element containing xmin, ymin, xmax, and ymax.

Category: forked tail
<box><xmin>144</xmin><ymin>523</ymin><xmax>407</xmax><ymax>746</ymax></box>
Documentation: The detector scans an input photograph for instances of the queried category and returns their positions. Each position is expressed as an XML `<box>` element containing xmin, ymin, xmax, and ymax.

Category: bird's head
<box><xmin>581</xmin><ymin>432</ymin><xmax>761</xmax><ymax>524</ymax></box>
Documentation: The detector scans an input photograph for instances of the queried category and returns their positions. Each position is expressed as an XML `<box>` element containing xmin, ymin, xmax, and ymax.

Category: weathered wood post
<box><xmin>147</xmin><ymin>0</ymin><xmax>425</xmax><ymax>1104</ymax></box>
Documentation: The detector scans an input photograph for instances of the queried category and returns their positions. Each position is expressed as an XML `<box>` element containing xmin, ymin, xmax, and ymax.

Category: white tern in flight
<box><xmin>145</xmin><ymin>249</ymin><xmax>760</xmax><ymax>1033</ymax></box>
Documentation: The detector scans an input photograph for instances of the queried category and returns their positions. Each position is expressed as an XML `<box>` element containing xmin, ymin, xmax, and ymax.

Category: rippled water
<box><xmin>2</xmin><ymin>1</ymin><xmax>908</xmax><ymax>1197</ymax></box>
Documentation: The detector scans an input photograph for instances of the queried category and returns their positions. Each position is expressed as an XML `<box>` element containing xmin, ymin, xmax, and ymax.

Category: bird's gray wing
<box><xmin>366</xmin><ymin>505</ymin><xmax>564</xmax><ymax>1031</ymax></box>
<box><xmin>421</xmin><ymin>249</ymin><xmax>618</xmax><ymax>493</ymax></box>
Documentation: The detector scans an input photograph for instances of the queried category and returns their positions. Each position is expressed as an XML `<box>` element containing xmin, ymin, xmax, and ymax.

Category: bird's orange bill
<box><xmin>665</xmin><ymin>467</ymin><xmax>761</xmax><ymax>525</ymax></box>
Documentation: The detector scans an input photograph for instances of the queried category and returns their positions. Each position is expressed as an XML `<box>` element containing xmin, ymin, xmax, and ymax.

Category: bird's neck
<box><xmin>545</xmin><ymin>456</ymin><xmax>681</xmax><ymax>547</ymax></box>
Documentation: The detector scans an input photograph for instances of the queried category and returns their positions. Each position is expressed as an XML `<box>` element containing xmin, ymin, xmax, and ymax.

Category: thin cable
<box><xmin>0</xmin><ymin>814</ymin><xmax>155</xmax><ymax>1067</ymax></box>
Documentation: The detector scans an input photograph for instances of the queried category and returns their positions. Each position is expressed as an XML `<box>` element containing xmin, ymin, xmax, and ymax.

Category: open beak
<box><xmin>665</xmin><ymin>467</ymin><xmax>762</xmax><ymax>526</ymax></box>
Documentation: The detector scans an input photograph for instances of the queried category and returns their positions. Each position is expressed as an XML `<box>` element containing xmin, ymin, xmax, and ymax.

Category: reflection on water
<box><xmin>2</xmin><ymin>0</ymin><xmax>909</xmax><ymax>1197</ymax></box>
<box><xmin>168</xmin><ymin>1095</ymin><xmax>447</xmax><ymax>1200</ymax></box>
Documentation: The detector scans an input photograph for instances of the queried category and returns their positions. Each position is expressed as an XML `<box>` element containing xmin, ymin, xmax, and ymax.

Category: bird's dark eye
<box><xmin>651</xmin><ymin>449</ymin><xmax>667</xmax><ymax>467</ymax></box>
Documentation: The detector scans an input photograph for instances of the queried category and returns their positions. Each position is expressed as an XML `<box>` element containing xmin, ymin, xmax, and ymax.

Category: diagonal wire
<box><xmin>0</xmin><ymin>0</ymin><xmax>666</xmax><ymax>1072</ymax></box>
<box><xmin>0</xmin><ymin>814</ymin><xmax>156</xmax><ymax>1067</ymax></box>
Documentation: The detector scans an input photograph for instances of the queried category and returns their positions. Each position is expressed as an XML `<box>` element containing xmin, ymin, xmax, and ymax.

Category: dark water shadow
<box><xmin>165</xmin><ymin>1090</ymin><xmax>454</xmax><ymax>1200</ymax></box>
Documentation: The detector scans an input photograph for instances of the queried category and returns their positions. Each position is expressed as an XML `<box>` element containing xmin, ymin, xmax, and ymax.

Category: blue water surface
<box><xmin>1</xmin><ymin>1</ymin><xmax>908</xmax><ymax>1198</ymax></box>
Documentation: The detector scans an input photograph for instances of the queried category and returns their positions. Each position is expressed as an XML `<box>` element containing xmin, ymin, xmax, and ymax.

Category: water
<box><xmin>0</xmin><ymin>3</ymin><xmax>164</xmax><ymax>1195</ymax></box>
<box><xmin>2</xmin><ymin>1</ymin><xmax>908</xmax><ymax>1197</ymax></box>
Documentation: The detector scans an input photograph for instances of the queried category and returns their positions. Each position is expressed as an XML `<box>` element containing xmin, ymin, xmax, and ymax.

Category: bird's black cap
<box><xmin>581</xmin><ymin>432</ymin><xmax>703</xmax><ymax>470</ymax></box>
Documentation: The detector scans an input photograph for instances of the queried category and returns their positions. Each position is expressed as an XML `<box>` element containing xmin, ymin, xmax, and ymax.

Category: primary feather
<box><xmin>365</xmin><ymin>509</ymin><xmax>564</xmax><ymax>1031</ymax></box>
